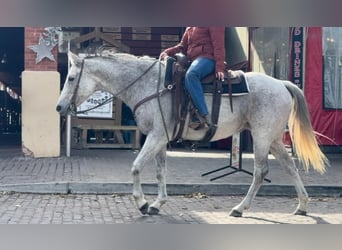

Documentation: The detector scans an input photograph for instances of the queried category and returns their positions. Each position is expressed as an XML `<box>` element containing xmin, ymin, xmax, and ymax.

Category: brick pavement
<box><xmin>0</xmin><ymin>146</ymin><xmax>341</xmax><ymax>224</ymax></box>
<box><xmin>0</xmin><ymin>193</ymin><xmax>341</xmax><ymax>224</ymax></box>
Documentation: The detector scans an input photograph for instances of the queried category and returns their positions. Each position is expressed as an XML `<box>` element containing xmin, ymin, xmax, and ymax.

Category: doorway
<box><xmin>0</xmin><ymin>27</ymin><xmax>24</xmax><ymax>148</ymax></box>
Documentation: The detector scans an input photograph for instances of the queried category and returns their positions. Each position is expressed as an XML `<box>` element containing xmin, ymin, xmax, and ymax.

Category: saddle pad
<box><xmin>202</xmin><ymin>70</ymin><xmax>249</xmax><ymax>96</ymax></box>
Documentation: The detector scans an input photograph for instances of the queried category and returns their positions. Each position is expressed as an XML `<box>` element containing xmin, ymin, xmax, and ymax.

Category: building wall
<box><xmin>225</xmin><ymin>27</ymin><xmax>249</xmax><ymax>67</ymax></box>
<box><xmin>101</xmin><ymin>27</ymin><xmax>182</xmax><ymax>58</ymax></box>
<box><xmin>22</xmin><ymin>27</ymin><xmax>60</xmax><ymax>157</ymax></box>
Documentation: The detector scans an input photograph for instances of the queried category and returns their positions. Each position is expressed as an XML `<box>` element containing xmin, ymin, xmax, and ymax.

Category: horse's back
<box><xmin>245</xmin><ymin>72</ymin><xmax>292</xmax><ymax>103</ymax></box>
<box><xmin>245</xmin><ymin>72</ymin><xmax>287</xmax><ymax>91</ymax></box>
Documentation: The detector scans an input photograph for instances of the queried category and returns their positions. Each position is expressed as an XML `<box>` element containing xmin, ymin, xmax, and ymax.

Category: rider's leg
<box><xmin>184</xmin><ymin>57</ymin><xmax>215</xmax><ymax>125</ymax></box>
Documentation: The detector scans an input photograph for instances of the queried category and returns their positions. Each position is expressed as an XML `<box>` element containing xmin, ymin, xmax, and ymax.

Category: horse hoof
<box><xmin>229</xmin><ymin>209</ymin><xmax>242</xmax><ymax>217</ymax></box>
<box><xmin>147</xmin><ymin>207</ymin><xmax>160</xmax><ymax>215</ymax></box>
<box><xmin>139</xmin><ymin>202</ymin><xmax>149</xmax><ymax>215</ymax></box>
<box><xmin>294</xmin><ymin>209</ymin><xmax>307</xmax><ymax>216</ymax></box>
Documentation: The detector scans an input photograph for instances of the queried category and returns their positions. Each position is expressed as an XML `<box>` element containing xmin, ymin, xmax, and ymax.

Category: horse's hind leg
<box><xmin>270</xmin><ymin>139</ymin><xmax>308</xmax><ymax>215</ymax></box>
<box><xmin>230</xmin><ymin>141</ymin><xmax>270</xmax><ymax>217</ymax></box>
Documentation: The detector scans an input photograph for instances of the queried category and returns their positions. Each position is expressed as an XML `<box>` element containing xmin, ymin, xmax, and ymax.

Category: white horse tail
<box><xmin>283</xmin><ymin>81</ymin><xmax>328</xmax><ymax>174</ymax></box>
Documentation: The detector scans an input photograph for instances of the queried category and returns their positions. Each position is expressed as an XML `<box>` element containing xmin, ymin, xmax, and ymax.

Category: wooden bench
<box><xmin>72</xmin><ymin>124</ymin><xmax>141</xmax><ymax>149</ymax></box>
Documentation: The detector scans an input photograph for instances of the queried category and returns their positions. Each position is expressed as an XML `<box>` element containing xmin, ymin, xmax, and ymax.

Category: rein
<box><xmin>71</xmin><ymin>57</ymin><xmax>159</xmax><ymax>114</ymax></box>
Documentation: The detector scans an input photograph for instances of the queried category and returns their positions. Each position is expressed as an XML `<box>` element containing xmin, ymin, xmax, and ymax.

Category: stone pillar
<box><xmin>22</xmin><ymin>27</ymin><xmax>60</xmax><ymax>157</ymax></box>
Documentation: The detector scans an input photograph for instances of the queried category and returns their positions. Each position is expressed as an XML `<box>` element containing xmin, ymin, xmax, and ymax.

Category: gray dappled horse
<box><xmin>56</xmin><ymin>52</ymin><xmax>328</xmax><ymax>217</ymax></box>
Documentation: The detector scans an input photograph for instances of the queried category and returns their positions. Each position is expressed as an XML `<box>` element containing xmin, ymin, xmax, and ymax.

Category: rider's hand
<box><xmin>216</xmin><ymin>71</ymin><xmax>225</xmax><ymax>81</ymax></box>
<box><xmin>159</xmin><ymin>52</ymin><xmax>168</xmax><ymax>60</ymax></box>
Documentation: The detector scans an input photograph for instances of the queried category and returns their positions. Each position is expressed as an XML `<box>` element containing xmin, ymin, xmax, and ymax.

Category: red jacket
<box><xmin>163</xmin><ymin>27</ymin><xmax>226</xmax><ymax>73</ymax></box>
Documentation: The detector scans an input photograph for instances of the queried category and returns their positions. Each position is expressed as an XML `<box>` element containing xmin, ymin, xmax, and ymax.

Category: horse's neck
<box><xmin>95</xmin><ymin>57</ymin><xmax>162</xmax><ymax>110</ymax></box>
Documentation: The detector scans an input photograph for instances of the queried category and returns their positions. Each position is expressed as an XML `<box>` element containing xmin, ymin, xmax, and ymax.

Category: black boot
<box><xmin>189</xmin><ymin>115</ymin><xmax>202</xmax><ymax>130</ymax></box>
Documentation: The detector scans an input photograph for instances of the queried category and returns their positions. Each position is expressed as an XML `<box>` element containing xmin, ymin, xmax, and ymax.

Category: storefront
<box><xmin>250</xmin><ymin>27</ymin><xmax>342</xmax><ymax>152</ymax></box>
<box><xmin>305</xmin><ymin>27</ymin><xmax>342</xmax><ymax>151</ymax></box>
<box><xmin>1</xmin><ymin>27</ymin><xmax>340</xmax><ymax>157</ymax></box>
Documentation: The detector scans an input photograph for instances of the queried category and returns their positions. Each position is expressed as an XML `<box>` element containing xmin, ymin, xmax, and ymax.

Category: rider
<box><xmin>160</xmin><ymin>27</ymin><xmax>226</xmax><ymax>128</ymax></box>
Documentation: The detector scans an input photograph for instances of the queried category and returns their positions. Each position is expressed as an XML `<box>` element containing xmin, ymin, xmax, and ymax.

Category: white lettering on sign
<box><xmin>294</xmin><ymin>27</ymin><xmax>302</xmax><ymax>36</ymax></box>
<box><xmin>77</xmin><ymin>90</ymin><xmax>113</xmax><ymax>118</ymax></box>
<box><xmin>293</xmin><ymin>40</ymin><xmax>302</xmax><ymax>79</ymax></box>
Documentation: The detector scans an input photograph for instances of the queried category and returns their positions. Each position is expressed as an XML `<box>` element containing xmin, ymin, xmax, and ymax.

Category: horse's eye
<box><xmin>68</xmin><ymin>76</ymin><xmax>75</xmax><ymax>82</ymax></box>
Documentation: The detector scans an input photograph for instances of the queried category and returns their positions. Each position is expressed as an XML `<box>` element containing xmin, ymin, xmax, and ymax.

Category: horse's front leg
<box><xmin>131</xmin><ymin>133</ymin><xmax>166</xmax><ymax>215</ymax></box>
<box><xmin>131</xmin><ymin>157</ymin><xmax>148</xmax><ymax>214</ymax></box>
<box><xmin>148</xmin><ymin>146</ymin><xmax>168</xmax><ymax>215</ymax></box>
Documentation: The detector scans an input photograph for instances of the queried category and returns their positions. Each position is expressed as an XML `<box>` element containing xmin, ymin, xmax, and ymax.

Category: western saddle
<box><xmin>164</xmin><ymin>53</ymin><xmax>248</xmax><ymax>145</ymax></box>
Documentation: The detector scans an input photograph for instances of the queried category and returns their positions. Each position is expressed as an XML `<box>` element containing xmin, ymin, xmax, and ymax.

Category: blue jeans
<box><xmin>185</xmin><ymin>57</ymin><xmax>215</xmax><ymax>116</ymax></box>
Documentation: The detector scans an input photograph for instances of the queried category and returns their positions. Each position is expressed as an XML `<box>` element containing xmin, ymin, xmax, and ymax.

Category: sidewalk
<box><xmin>0</xmin><ymin>146</ymin><xmax>341</xmax><ymax>197</ymax></box>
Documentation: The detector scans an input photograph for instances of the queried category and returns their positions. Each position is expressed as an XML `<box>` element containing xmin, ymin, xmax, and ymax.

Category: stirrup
<box><xmin>201</xmin><ymin>123</ymin><xmax>217</xmax><ymax>143</ymax></box>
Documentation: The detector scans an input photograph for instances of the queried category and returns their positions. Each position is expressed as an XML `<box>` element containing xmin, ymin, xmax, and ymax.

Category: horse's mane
<box><xmin>96</xmin><ymin>47</ymin><xmax>157</xmax><ymax>63</ymax></box>
<box><xmin>78</xmin><ymin>47</ymin><xmax>159</xmax><ymax>68</ymax></box>
<box><xmin>106</xmin><ymin>53</ymin><xmax>156</xmax><ymax>63</ymax></box>
<box><xmin>79</xmin><ymin>45</ymin><xmax>157</xmax><ymax>63</ymax></box>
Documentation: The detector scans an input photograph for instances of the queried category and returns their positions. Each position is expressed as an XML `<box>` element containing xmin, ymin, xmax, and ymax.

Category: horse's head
<box><xmin>56</xmin><ymin>52</ymin><xmax>97</xmax><ymax>116</ymax></box>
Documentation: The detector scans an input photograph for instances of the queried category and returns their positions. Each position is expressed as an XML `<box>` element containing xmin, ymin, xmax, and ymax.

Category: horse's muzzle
<box><xmin>56</xmin><ymin>103</ymin><xmax>77</xmax><ymax>116</ymax></box>
<box><xmin>56</xmin><ymin>105</ymin><xmax>62</xmax><ymax>112</ymax></box>
<box><xmin>56</xmin><ymin>104</ymin><xmax>68</xmax><ymax>116</ymax></box>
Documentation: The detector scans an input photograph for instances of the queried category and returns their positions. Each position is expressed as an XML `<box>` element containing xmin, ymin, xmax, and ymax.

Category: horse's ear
<box><xmin>68</xmin><ymin>52</ymin><xmax>82</xmax><ymax>66</ymax></box>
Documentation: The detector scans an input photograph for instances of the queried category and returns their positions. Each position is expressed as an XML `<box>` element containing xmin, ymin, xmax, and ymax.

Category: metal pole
<box><xmin>66</xmin><ymin>115</ymin><xmax>71</xmax><ymax>157</ymax></box>
<box><xmin>66</xmin><ymin>40</ymin><xmax>71</xmax><ymax>157</ymax></box>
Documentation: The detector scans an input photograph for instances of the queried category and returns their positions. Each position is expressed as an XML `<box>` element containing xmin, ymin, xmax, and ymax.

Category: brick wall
<box><xmin>102</xmin><ymin>27</ymin><xmax>182</xmax><ymax>58</ymax></box>
<box><xmin>25</xmin><ymin>27</ymin><xmax>58</xmax><ymax>71</ymax></box>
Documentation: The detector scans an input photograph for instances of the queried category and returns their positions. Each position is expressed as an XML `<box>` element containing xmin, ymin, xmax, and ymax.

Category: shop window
<box><xmin>251</xmin><ymin>27</ymin><xmax>289</xmax><ymax>80</ymax></box>
<box><xmin>323</xmin><ymin>27</ymin><xmax>342</xmax><ymax>109</ymax></box>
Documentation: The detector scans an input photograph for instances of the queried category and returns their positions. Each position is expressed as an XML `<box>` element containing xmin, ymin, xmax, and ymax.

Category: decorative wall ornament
<box><xmin>29</xmin><ymin>27</ymin><xmax>61</xmax><ymax>64</ymax></box>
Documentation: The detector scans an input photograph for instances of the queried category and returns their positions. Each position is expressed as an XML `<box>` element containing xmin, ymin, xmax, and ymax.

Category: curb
<box><xmin>0</xmin><ymin>182</ymin><xmax>341</xmax><ymax>197</ymax></box>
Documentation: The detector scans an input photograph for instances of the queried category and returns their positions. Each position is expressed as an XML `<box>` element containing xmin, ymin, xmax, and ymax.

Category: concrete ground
<box><xmin>0</xmin><ymin>146</ymin><xmax>341</xmax><ymax>197</ymax></box>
